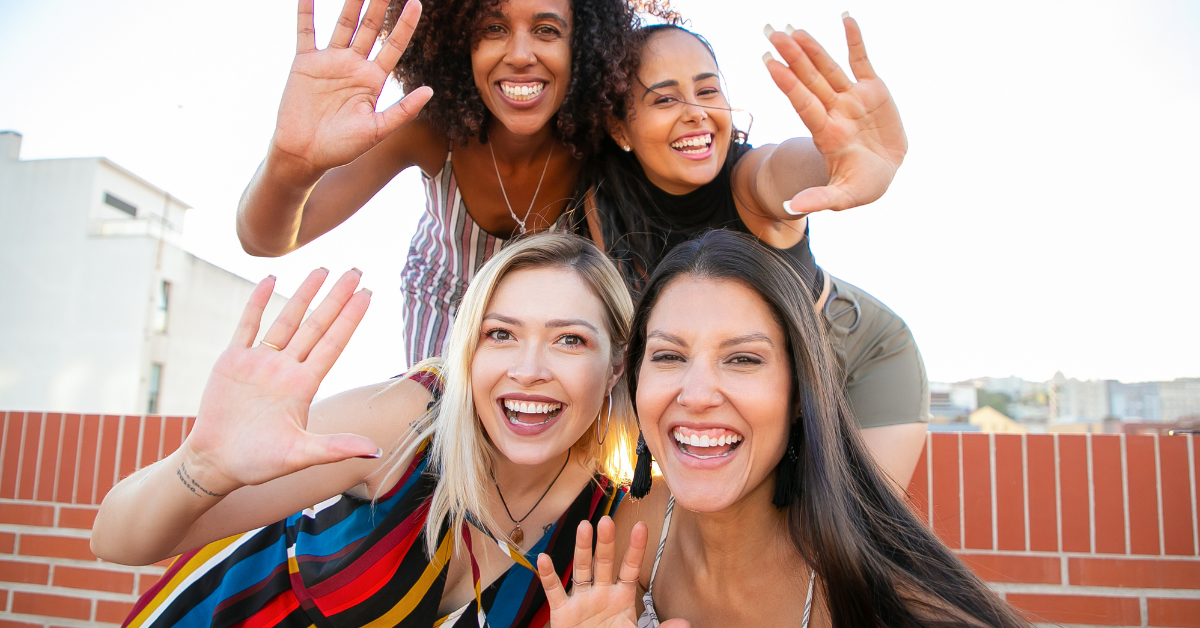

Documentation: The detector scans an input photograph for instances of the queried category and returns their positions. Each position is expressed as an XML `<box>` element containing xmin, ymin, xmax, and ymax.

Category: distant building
<box><xmin>930</xmin><ymin>381</ymin><xmax>978</xmax><ymax>420</ymax></box>
<box><xmin>0</xmin><ymin>131</ymin><xmax>286</xmax><ymax>415</ymax></box>
<box><xmin>968</xmin><ymin>406</ymin><xmax>1027</xmax><ymax>434</ymax></box>
<box><xmin>1049</xmin><ymin>372</ymin><xmax>1110</xmax><ymax>422</ymax></box>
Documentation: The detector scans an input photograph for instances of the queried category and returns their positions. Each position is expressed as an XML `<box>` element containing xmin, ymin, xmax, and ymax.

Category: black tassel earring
<box><xmin>630</xmin><ymin>432</ymin><xmax>654</xmax><ymax>498</ymax></box>
<box><xmin>772</xmin><ymin>420</ymin><xmax>801</xmax><ymax>509</ymax></box>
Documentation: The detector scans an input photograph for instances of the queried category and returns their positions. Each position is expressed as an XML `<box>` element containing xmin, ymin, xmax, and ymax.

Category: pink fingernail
<box><xmin>356</xmin><ymin>448</ymin><xmax>383</xmax><ymax>459</ymax></box>
<box><xmin>352</xmin><ymin>267</ymin><xmax>363</xmax><ymax>276</ymax></box>
<box><xmin>362</xmin><ymin>289</ymin><xmax>373</xmax><ymax>297</ymax></box>
<box><xmin>318</xmin><ymin>267</ymin><xmax>329</xmax><ymax>274</ymax></box>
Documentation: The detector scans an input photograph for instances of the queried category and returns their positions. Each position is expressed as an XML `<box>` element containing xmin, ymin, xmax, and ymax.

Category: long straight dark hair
<box><xmin>625</xmin><ymin>230</ymin><xmax>1028</xmax><ymax>628</ymax></box>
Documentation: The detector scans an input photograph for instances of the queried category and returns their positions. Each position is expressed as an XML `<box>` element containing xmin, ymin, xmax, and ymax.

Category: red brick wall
<box><xmin>1</xmin><ymin>412</ymin><xmax>1198</xmax><ymax>627</ymax></box>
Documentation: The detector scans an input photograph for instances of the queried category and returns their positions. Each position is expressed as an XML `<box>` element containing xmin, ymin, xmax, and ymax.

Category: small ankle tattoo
<box><xmin>176</xmin><ymin>462</ymin><xmax>228</xmax><ymax>498</ymax></box>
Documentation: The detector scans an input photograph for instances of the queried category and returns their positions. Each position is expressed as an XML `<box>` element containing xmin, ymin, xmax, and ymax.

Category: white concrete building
<box><xmin>0</xmin><ymin>131</ymin><xmax>286</xmax><ymax>415</ymax></box>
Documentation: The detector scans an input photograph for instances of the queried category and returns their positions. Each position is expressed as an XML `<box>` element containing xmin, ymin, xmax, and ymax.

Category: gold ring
<box><xmin>259</xmin><ymin>341</ymin><xmax>283</xmax><ymax>351</ymax></box>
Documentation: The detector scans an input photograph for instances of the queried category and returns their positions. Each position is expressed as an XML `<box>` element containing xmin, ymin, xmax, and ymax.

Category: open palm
<box><xmin>764</xmin><ymin>16</ymin><xmax>908</xmax><ymax>214</ymax></box>
<box><xmin>185</xmin><ymin>269</ymin><xmax>377</xmax><ymax>493</ymax></box>
<box><xmin>270</xmin><ymin>0</ymin><xmax>433</xmax><ymax>180</ymax></box>
<box><xmin>539</xmin><ymin>519</ymin><xmax>689</xmax><ymax>628</ymax></box>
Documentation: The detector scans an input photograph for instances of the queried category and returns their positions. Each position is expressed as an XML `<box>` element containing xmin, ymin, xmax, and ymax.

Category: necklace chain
<box><xmin>490</xmin><ymin>449</ymin><xmax>571</xmax><ymax>544</ymax></box>
<box><xmin>488</xmin><ymin>140</ymin><xmax>554</xmax><ymax>236</ymax></box>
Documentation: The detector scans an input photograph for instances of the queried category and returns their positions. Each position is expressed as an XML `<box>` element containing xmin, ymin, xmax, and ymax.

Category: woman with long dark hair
<box><xmin>575</xmin><ymin>19</ymin><xmax>927</xmax><ymax>485</ymax></box>
<box><xmin>235</xmin><ymin>0</ymin><xmax>673</xmax><ymax>366</ymax></box>
<box><xmin>537</xmin><ymin>230</ymin><xmax>1027</xmax><ymax>628</ymax></box>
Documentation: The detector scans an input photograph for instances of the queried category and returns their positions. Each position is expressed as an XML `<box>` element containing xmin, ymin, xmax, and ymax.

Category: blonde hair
<box><xmin>376</xmin><ymin>233</ymin><xmax>636</xmax><ymax>558</ymax></box>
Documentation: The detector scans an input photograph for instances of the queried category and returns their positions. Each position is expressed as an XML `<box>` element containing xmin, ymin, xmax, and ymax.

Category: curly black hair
<box><xmin>383</xmin><ymin>0</ymin><xmax>679</xmax><ymax>157</ymax></box>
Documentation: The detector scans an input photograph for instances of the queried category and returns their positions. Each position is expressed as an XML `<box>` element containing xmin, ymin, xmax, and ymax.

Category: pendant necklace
<box><xmin>490</xmin><ymin>449</ymin><xmax>571</xmax><ymax>545</ymax></box>
<box><xmin>488</xmin><ymin>140</ymin><xmax>554</xmax><ymax>236</ymax></box>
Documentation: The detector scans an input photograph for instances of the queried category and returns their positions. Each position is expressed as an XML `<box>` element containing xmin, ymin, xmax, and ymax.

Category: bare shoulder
<box><xmin>374</xmin><ymin>115</ymin><xmax>450</xmax><ymax>176</ymax></box>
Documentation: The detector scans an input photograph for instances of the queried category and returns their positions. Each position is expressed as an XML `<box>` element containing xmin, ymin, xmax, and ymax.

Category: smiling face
<box><xmin>636</xmin><ymin>276</ymin><xmax>793</xmax><ymax>512</ymax></box>
<box><xmin>611</xmin><ymin>28</ymin><xmax>734</xmax><ymax>195</ymax></box>
<box><xmin>473</xmin><ymin>0</ymin><xmax>574</xmax><ymax>137</ymax></box>
<box><xmin>471</xmin><ymin>266</ymin><xmax>620</xmax><ymax>466</ymax></box>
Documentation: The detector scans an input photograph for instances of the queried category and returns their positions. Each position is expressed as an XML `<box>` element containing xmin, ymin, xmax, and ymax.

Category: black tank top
<box><xmin>580</xmin><ymin>142</ymin><xmax>822</xmax><ymax>300</ymax></box>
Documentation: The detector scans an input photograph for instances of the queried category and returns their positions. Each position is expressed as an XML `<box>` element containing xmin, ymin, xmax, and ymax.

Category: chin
<box><xmin>666</xmin><ymin>476</ymin><xmax>743</xmax><ymax>513</ymax></box>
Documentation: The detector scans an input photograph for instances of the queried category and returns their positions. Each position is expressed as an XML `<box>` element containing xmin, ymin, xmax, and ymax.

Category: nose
<box><xmin>507</xmin><ymin>342</ymin><xmax>552</xmax><ymax>387</ymax></box>
<box><xmin>681</xmin><ymin>101</ymin><xmax>708</xmax><ymax>124</ymax></box>
<box><xmin>675</xmin><ymin>359</ymin><xmax>723</xmax><ymax>413</ymax></box>
<box><xmin>505</xmin><ymin>31</ymin><xmax>537</xmax><ymax>70</ymax></box>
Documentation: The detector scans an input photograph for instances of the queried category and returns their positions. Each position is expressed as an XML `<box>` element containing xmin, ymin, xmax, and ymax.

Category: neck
<box><xmin>485</xmin><ymin>120</ymin><xmax>559</xmax><ymax>167</ymax></box>
<box><xmin>490</xmin><ymin>447</ymin><xmax>574</xmax><ymax>498</ymax></box>
<box><xmin>675</xmin><ymin>475</ymin><xmax>800</xmax><ymax>575</ymax></box>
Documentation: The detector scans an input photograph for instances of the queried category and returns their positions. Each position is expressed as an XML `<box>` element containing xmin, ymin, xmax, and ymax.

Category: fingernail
<box><xmin>356</xmin><ymin>448</ymin><xmax>383</xmax><ymax>459</ymax></box>
<box><xmin>762</xmin><ymin>51</ymin><xmax>775</xmax><ymax>66</ymax></box>
<box><xmin>782</xmin><ymin>201</ymin><xmax>808</xmax><ymax>216</ymax></box>
<box><xmin>842</xmin><ymin>10</ymin><xmax>850</xmax><ymax>19</ymax></box>
<box><xmin>784</xmin><ymin>24</ymin><xmax>796</xmax><ymax>35</ymax></box>
<box><xmin>351</xmin><ymin>267</ymin><xmax>363</xmax><ymax>276</ymax></box>
<box><xmin>318</xmin><ymin>267</ymin><xmax>329</xmax><ymax>274</ymax></box>
<box><xmin>763</xmin><ymin>24</ymin><xmax>776</xmax><ymax>38</ymax></box>
<box><xmin>361</xmin><ymin>289</ymin><xmax>373</xmax><ymax>297</ymax></box>
<box><xmin>266</xmin><ymin>274</ymin><xmax>276</xmax><ymax>282</ymax></box>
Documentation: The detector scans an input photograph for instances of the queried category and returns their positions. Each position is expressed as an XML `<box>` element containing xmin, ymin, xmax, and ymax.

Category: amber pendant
<box><xmin>511</xmin><ymin>524</ymin><xmax>524</xmax><ymax>545</ymax></box>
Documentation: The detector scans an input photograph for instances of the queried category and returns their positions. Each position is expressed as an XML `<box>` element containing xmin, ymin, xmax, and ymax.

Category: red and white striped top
<box><xmin>401</xmin><ymin>152</ymin><xmax>568</xmax><ymax>366</ymax></box>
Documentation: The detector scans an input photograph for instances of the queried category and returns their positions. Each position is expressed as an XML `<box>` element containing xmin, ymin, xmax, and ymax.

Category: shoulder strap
<box><xmin>647</xmin><ymin>496</ymin><xmax>675</xmax><ymax>594</ymax></box>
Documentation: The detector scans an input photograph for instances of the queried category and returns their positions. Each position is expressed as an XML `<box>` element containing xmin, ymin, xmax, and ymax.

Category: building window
<box><xmin>104</xmin><ymin>192</ymin><xmax>137</xmax><ymax>217</ymax></box>
<box><xmin>148</xmin><ymin>363</ymin><xmax>163</xmax><ymax>414</ymax></box>
<box><xmin>154</xmin><ymin>281</ymin><xmax>170</xmax><ymax>332</ymax></box>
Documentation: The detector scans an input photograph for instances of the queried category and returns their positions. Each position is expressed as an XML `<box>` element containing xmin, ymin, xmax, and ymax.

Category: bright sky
<box><xmin>1</xmin><ymin>0</ymin><xmax>1197</xmax><ymax>398</ymax></box>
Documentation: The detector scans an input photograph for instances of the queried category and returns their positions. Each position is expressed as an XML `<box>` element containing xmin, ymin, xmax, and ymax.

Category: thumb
<box><xmin>296</xmin><ymin>433</ymin><xmax>382</xmax><ymax>467</ymax></box>
<box><xmin>378</xmin><ymin>86</ymin><xmax>433</xmax><ymax>136</ymax></box>
<box><xmin>785</xmin><ymin>186</ymin><xmax>850</xmax><ymax>215</ymax></box>
<box><xmin>659</xmin><ymin>620</ymin><xmax>691</xmax><ymax>628</ymax></box>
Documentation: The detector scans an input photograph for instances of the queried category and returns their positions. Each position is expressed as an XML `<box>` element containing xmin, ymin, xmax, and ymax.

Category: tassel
<box><xmin>772</xmin><ymin>421</ymin><xmax>801</xmax><ymax>509</ymax></box>
<box><xmin>630</xmin><ymin>432</ymin><xmax>653</xmax><ymax>498</ymax></box>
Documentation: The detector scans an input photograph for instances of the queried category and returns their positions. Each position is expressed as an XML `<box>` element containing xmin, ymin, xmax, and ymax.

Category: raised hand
<box><xmin>183</xmin><ymin>269</ymin><xmax>377</xmax><ymax>495</ymax></box>
<box><xmin>763</xmin><ymin>15</ymin><xmax>907</xmax><ymax>215</ymax></box>
<box><xmin>271</xmin><ymin>0</ymin><xmax>434</xmax><ymax>182</ymax></box>
<box><xmin>538</xmin><ymin>518</ymin><xmax>689</xmax><ymax>628</ymax></box>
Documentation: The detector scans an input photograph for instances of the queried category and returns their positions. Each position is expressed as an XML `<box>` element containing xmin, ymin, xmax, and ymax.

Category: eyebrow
<box><xmin>720</xmin><ymin>333</ymin><xmax>774</xmax><ymax>349</ymax></box>
<box><xmin>483</xmin><ymin>314</ymin><xmax>599</xmax><ymax>334</ymax></box>
<box><xmin>644</xmin><ymin>72</ymin><xmax>720</xmax><ymax>94</ymax></box>
<box><xmin>484</xmin><ymin>10</ymin><xmax>568</xmax><ymax>28</ymax></box>
<box><xmin>647</xmin><ymin>330</ymin><xmax>688</xmax><ymax>347</ymax></box>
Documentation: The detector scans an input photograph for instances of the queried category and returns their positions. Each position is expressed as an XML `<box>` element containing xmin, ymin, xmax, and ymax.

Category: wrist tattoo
<box><xmin>176</xmin><ymin>462</ymin><xmax>228</xmax><ymax>498</ymax></box>
<box><xmin>543</xmin><ymin>523</ymin><xmax>554</xmax><ymax>535</ymax></box>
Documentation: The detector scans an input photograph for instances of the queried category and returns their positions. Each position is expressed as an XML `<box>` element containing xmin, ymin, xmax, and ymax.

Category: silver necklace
<box><xmin>488</xmin><ymin>140</ymin><xmax>553</xmax><ymax>236</ymax></box>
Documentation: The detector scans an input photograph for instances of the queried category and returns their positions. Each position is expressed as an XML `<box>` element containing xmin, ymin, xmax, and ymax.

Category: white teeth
<box><xmin>671</xmin><ymin>428</ymin><xmax>743</xmax><ymax>448</ymax></box>
<box><xmin>500</xmin><ymin>82</ymin><xmax>545</xmax><ymax>101</ymax></box>
<box><xmin>670</xmin><ymin>134</ymin><xmax>713</xmax><ymax>150</ymax></box>
<box><xmin>503</xmin><ymin>399</ymin><xmax>562</xmax><ymax>415</ymax></box>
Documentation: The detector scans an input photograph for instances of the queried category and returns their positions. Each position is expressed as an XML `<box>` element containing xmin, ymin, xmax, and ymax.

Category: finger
<box><xmin>789</xmin><ymin>28</ymin><xmax>853</xmax><ymax>92</ymax></box>
<box><xmin>262</xmin><ymin>268</ymin><xmax>329</xmax><ymax>350</ymax></box>
<box><xmin>763</xmin><ymin>53</ymin><xmax>829</xmax><ymax>135</ymax></box>
<box><xmin>787</xmin><ymin>185</ymin><xmax>858</xmax><ymax>214</ymax></box>
<box><xmin>328</xmin><ymin>0</ymin><xmax>366</xmax><ymax>49</ymax></box>
<box><xmin>303</xmin><ymin>288</ymin><xmax>372</xmax><ymax>375</ymax></box>
<box><xmin>767</xmin><ymin>30</ymin><xmax>838</xmax><ymax>109</ymax></box>
<box><xmin>571</xmin><ymin>520</ymin><xmax>594</xmax><ymax>590</ymax></box>
<box><xmin>374</xmin><ymin>0</ymin><xmax>422</xmax><ymax>71</ymax></box>
<box><xmin>297</xmin><ymin>0</ymin><xmax>317</xmax><ymax>54</ymax></box>
<box><xmin>293</xmin><ymin>432</ymin><xmax>381</xmax><ymax>468</ymax></box>
<box><xmin>843</xmin><ymin>14</ymin><xmax>877</xmax><ymax>80</ymax></box>
<box><xmin>593</xmin><ymin>516</ymin><xmax>617</xmax><ymax>585</ymax></box>
<box><xmin>617</xmin><ymin>522</ymin><xmax>648</xmax><ymax>587</ymax></box>
<box><xmin>230</xmin><ymin>276</ymin><xmax>276</xmax><ymax>349</ymax></box>
<box><xmin>537</xmin><ymin>553</ymin><xmax>570</xmax><ymax>611</ymax></box>
<box><xmin>350</xmin><ymin>0</ymin><xmax>389</xmax><ymax>56</ymax></box>
<box><xmin>660</xmin><ymin>620</ymin><xmax>692</xmax><ymax>628</ymax></box>
<box><xmin>377</xmin><ymin>86</ymin><xmax>433</xmax><ymax>136</ymax></box>
<box><xmin>286</xmin><ymin>268</ymin><xmax>363</xmax><ymax>362</ymax></box>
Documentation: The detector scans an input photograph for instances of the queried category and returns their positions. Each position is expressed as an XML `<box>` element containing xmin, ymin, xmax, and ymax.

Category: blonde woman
<box><xmin>92</xmin><ymin>233</ymin><xmax>635</xmax><ymax>628</ymax></box>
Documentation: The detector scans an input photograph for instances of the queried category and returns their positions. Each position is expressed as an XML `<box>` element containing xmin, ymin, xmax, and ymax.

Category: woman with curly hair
<box><xmin>236</xmin><ymin>0</ymin><xmax>672</xmax><ymax>366</ymax></box>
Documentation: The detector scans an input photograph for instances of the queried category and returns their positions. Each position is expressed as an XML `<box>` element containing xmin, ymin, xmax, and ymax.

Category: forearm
<box><xmin>235</xmin><ymin>150</ymin><xmax>324</xmax><ymax>257</ymax></box>
<box><xmin>859</xmin><ymin>422</ymin><xmax>927</xmax><ymax>491</ymax></box>
<box><xmin>91</xmin><ymin>447</ymin><xmax>237</xmax><ymax>565</ymax></box>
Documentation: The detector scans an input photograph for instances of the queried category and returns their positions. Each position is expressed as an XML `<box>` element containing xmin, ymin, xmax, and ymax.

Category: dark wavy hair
<box><xmin>383</xmin><ymin>0</ymin><xmax>679</xmax><ymax>156</ymax></box>
<box><xmin>626</xmin><ymin>230</ymin><xmax>1030</xmax><ymax>628</ymax></box>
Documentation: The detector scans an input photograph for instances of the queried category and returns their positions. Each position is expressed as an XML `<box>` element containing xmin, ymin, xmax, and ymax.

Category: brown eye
<box><xmin>487</xmin><ymin>329</ymin><xmax>513</xmax><ymax>341</ymax></box>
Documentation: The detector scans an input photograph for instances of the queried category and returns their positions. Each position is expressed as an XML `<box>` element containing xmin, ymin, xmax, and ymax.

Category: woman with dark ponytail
<box><xmin>537</xmin><ymin>230</ymin><xmax>1028</xmax><ymax>628</ymax></box>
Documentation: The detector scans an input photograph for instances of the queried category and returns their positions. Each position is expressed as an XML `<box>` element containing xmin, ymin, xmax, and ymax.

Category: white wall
<box><xmin>0</xmin><ymin>132</ymin><xmax>285</xmax><ymax>415</ymax></box>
